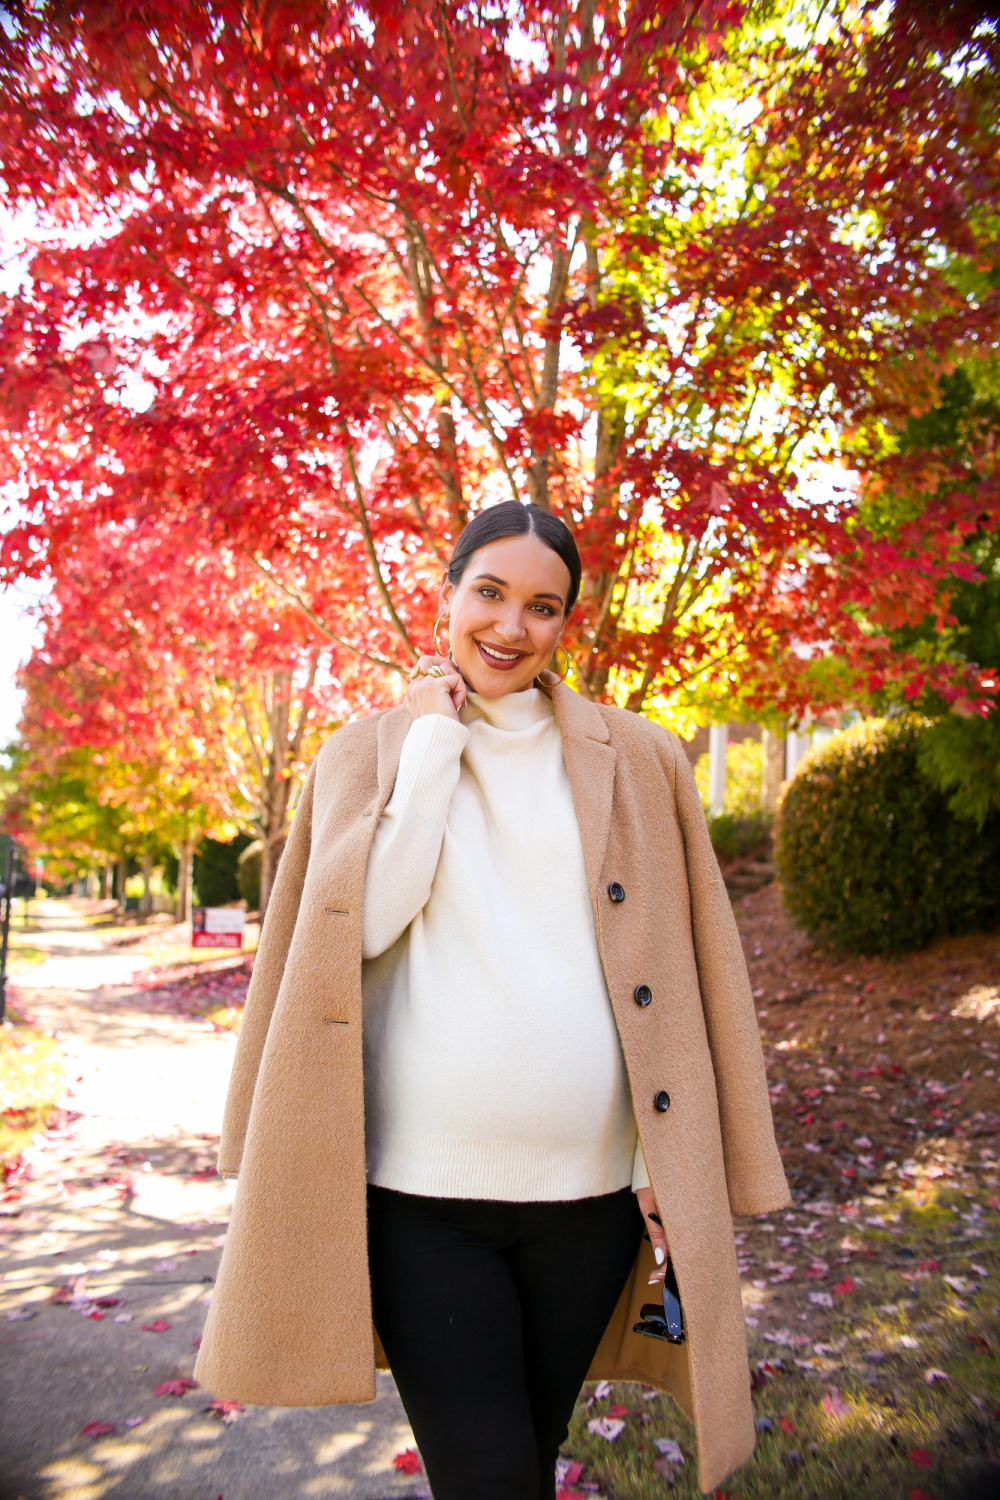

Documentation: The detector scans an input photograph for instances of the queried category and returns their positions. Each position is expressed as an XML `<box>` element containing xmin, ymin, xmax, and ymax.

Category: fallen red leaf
<box><xmin>49</xmin><ymin>1286</ymin><xmax>73</xmax><ymax>1303</ymax></box>
<box><xmin>393</xmin><ymin>1448</ymin><xmax>422</xmax><ymax>1475</ymax></box>
<box><xmin>778</xmin><ymin>1417</ymin><xmax>794</xmax><ymax>1435</ymax></box>
<box><xmin>918</xmin><ymin>1260</ymin><xmax>939</xmax><ymax>1272</ymax></box>
<box><xmin>560</xmin><ymin>1462</ymin><xmax>584</xmax><ymax>1484</ymax></box>
<box><xmin>155</xmin><ymin>1378</ymin><xmax>199</xmax><ymax>1396</ymax></box>
<box><xmin>141</xmin><ymin>1320</ymin><xmax>171</xmax><ymax>1332</ymax></box>
<box><xmin>204</xmin><ymin>1399</ymin><xmax>244</xmax><ymax>1424</ymax></box>
<box><xmin>966</xmin><ymin>1333</ymin><xmax>992</xmax><ymax>1352</ymax></box>
<box><xmin>910</xmin><ymin>1490</ymin><xmax>933</xmax><ymax>1500</ymax></box>
<box><xmin>80</xmin><ymin>1420</ymin><xmax>117</xmax><ymax>1438</ymax></box>
<box><xmin>909</xmin><ymin>1448</ymin><xmax>934</xmax><ymax>1469</ymax></box>
<box><xmin>607</xmin><ymin>1403</ymin><xmax>628</xmax><ymax>1418</ymax></box>
<box><xmin>832</xmin><ymin>1278</ymin><xmax>854</xmax><ymax>1296</ymax></box>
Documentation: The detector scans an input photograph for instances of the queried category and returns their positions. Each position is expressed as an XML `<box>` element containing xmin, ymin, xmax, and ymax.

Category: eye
<box><xmin>530</xmin><ymin>603</ymin><xmax>556</xmax><ymax>617</ymax></box>
<box><xmin>476</xmin><ymin>585</ymin><xmax>502</xmax><ymax>600</ymax></box>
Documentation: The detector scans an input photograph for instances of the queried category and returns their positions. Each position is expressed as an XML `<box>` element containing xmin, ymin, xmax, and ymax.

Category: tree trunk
<box><xmin>101</xmin><ymin>863</ymin><xmax>112</xmax><ymax>900</ymax></box>
<box><xmin>140</xmin><ymin>854</ymin><xmax>153</xmax><ymax>916</ymax></box>
<box><xmin>175</xmin><ymin>839</ymin><xmax>194</xmax><ymax>924</ymax></box>
<box><xmin>115</xmin><ymin>857</ymin><xmax>127</xmax><ymax>907</ymax></box>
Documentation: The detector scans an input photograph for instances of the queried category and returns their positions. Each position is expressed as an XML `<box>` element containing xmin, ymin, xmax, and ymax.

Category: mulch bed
<box><xmin>737</xmin><ymin>883</ymin><xmax>999</xmax><ymax>1202</ymax></box>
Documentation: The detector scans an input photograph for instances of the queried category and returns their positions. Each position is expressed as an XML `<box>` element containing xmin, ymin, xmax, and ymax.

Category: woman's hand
<box><xmin>636</xmin><ymin>1186</ymin><xmax>669</xmax><ymax>1284</ymax></box>
<box><xmin>405</xmin><ymin>654</ymin><xmax>467</xmax><ymax>722</ymax></box>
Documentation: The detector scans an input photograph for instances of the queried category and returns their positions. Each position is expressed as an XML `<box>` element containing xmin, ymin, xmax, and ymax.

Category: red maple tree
<box><xmin>0</xmin><ymin>0</ymin><xmax>997</xmax><ymax>777</ymax></box>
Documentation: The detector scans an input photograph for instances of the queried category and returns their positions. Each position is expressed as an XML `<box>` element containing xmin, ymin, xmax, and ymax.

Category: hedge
<box><xmin>774</xmin><ymin>716</ymin><xmax>1000</xmax><ymax>955</ymax></box>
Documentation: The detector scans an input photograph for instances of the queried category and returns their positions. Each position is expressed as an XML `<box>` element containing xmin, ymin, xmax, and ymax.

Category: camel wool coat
<box><xmin>194</xmin><ymin>682</ymin><xmax>789</xmax><ymax>1494</ymax></box>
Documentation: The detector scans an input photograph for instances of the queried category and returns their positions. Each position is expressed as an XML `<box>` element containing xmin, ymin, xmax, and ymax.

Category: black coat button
<box><xmin>653</xmin><ymin>1090</ymin><xmax>671</xmax><ymax>1112</ymax></box>
<box><xmin>634</xmin><ymin>984</ymin><xmax>652</xmax><ymax>1006</ymax></box>
<box><xmin>608</xmin><ymin>882</ymin><xmax>625</xmax><ymax>903</ymax></box>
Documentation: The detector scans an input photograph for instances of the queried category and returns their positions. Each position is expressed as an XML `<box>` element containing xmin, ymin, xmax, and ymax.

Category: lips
<box><xmin>475</xmin><ymin>639</ymin><xmax>529</xmax><ymax>671</ymax></box>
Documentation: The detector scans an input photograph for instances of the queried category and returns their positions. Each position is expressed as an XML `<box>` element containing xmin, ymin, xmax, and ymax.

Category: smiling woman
<box><xmin>195</xmin><ymin>500</ymin><xmax>789</xmax><ymax>1499</ymax></box>
<box><xmin>406</xmin><ymin>502</ymin><xmax>581</xmax><ymax>708</ymax></box>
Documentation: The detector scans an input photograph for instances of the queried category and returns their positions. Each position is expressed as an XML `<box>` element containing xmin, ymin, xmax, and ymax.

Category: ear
<box><xmin>438</xmin><ymin>575</ymin><xmax>454</xmax><ymax>613</ymax></box>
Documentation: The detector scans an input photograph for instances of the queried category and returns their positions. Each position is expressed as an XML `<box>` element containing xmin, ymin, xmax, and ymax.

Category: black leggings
<box><xmin>366</xmin><ymin>1184</ymin><xmax>644</xmax><ymax>1500</ymax></box>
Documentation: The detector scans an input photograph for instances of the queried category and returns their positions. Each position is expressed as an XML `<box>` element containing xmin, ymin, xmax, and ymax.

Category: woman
<box><xmin>195</xmin><ymin>501</ymin><xmax>789</xmax><ymax>1498</ymax></box>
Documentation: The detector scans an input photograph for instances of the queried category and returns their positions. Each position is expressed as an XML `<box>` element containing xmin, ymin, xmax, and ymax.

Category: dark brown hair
<box><xmin>446</xmin><ymin>501</ymin><xmax>581</xmax><ymax>612</ymax></box>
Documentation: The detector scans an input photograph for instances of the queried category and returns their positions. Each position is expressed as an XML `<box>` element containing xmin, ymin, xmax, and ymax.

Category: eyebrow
<box><xmin>472</xmin><ymin>572</ymin><xmax>565</xmax><ymax>603</ymax></box>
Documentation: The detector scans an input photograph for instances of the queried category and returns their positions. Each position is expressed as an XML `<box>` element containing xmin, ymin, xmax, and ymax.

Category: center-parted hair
<box><xmin>445</xmin><ymin>502</ymin><xmax>582</xmax><ymax>613</ymax></box>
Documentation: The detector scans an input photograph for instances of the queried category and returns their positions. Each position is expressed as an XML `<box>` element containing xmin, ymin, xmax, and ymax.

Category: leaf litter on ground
<box><xmin>562</xmin><ymin>884</ymin><xmax>1000</xmax><ymax>1500</ymax></box>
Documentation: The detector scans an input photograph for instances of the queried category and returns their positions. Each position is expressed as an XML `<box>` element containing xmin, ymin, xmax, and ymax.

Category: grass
<box><xmin>568</xmin><ymin>1177</ymin><xmax>999</xmax><ymax>1498</ymax></box>
<box><xmin>0</xmin><ymin>1010</ymin><xmax>66</xmax><ymax>1176</ymax></box>
<box><xmin>5</xmin><ymin>936</ymin><xmax>49</xmax><ymax>972</ymax></box>
<box><xmin>562</xmin><ymin>884</ymin><xmax>1000</xmax><ymax>1500</ymax></box>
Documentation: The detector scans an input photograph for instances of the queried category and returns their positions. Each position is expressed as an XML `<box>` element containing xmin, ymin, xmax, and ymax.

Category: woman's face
<box><xmin>439</xmin><ymin>533</ymin><xmax>570</xmax><ymax>698</ymax></box>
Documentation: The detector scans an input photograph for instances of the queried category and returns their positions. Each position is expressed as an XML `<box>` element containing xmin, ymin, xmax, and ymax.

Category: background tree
<box><xmin>0</xmin><ymin>0</ymin><xmax>997</xmax><ymax>826</ymax></box>
<box><xmin>12</xmin><ymin>520</ymin><xmax>342</xmax><ymax>913</ymax></box>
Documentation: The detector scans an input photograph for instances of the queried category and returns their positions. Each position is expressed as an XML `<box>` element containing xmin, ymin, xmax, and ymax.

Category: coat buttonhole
<box><xmin>323</xmin><ymin>1018</ymin><xmax>349</xmax><ymax>1026</ymax></box>
<box><xmin>325</xmin><ymin>908</ymin><xmax>349</xmax><ymax>916</ymax></box>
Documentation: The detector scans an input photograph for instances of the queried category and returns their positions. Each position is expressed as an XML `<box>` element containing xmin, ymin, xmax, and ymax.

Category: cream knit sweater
<box><xmin>360</xmin><ymin>687</ymin><xmax>648</xmax><ymax>1202</ymax></box>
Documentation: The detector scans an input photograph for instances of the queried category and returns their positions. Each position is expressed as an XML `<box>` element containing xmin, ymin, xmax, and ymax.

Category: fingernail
<box><xmin>654</xmin><ymin>1246</ymin><xmax>665</xmax><ymax>1265</ymax></box>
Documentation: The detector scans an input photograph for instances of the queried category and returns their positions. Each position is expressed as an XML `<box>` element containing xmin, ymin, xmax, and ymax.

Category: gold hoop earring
<box><xmin>551</xmin><ymin>643</ymin><xmax>571</xmax><ymax>682</ymax></box>
<box><xmin>433</xmin><ymin>614</ymin><xmax>449</xmax><ymax>656</ymax></box>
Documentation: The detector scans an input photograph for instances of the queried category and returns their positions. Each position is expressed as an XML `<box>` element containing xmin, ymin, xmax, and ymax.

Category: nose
<box><xmin>494</xmin><ymin>610</ymin><xmax>527</xmax><ymax>642</ymax></box>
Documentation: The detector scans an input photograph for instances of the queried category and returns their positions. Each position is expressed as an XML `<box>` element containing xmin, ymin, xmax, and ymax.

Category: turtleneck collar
<box><xmin>461</xmin><ymin>687</ymin><xmax>555</xmax><ymax>731</ymax></box>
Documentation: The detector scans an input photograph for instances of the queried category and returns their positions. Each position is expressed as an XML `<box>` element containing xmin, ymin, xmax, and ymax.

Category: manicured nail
<box><xmin>654</xmin><ymin>1246</ymin><xmax>665</xmax><ymax>1266</ymax></box>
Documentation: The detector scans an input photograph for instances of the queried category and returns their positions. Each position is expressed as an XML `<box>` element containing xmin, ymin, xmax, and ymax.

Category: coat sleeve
<box><xmin>669</xmin><ymin>736</ymin><xmax>790</xmax><ymax>1217</ymax></box>
<box><xmin>216</xmin><ymin>760</ymin><xmax>317</xmax><ymax>1176</ymax></box>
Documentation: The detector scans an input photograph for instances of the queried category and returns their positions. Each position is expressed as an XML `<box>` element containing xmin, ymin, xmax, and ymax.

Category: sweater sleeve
<box><xmin>361</xmin><ymin>712</ymin><xmax>470</xmax><ymax>960</ymax></box>
<box><xmin>631</xmin><ymin>1135</ymin><xmax>650</xmax><ymax>1192</ymax></box>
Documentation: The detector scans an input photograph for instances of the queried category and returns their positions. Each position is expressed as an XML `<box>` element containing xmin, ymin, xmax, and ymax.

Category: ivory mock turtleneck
<box><xmin>360</xmin><ymin>687</ymin><xmax>648</xmax><ymax>1202</ymax></box>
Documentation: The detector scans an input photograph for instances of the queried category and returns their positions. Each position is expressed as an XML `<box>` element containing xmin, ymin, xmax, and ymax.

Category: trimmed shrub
<box><xmin>775</xmin><ymin>716</ymin><xmax>1000</xmax><ymax>955</ymax></box>
<box><xmin>193</xmin><ymin>833</ymin><xmax>254</xmax><ymax>908</ymax></box>
<box><xmin>237</xmin><ymin>844</ymin><xmax>262</xmax><ymax>912</ymax></box>
<box><xmin>708</xmin><ymin>810</ymin><xmax>771</xmax><ymax>862</ymax></box>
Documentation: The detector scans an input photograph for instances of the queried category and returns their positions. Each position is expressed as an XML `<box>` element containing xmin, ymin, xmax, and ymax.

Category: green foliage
<box><xmin>236</xmin><ymin>844</ymin><xmax>262</xmax><ymax>913</ymax></box>
<box><xmin>193</xmin><ymin>833</ymin><xmax>253</xmax><ymax>908</ymax></box>
<box><xmin>917</xmin><ymin>711</ymin><xmax>1000</xmax><ymax>828</ymax></box>
<box><xmin>775</xmin><ymin>717</ymin><xmax>1000</xmax><ymax>955</ymax></box>
<box><xmin>694</xmin><ymin>737</ymin><xmax>764</xmax><ymax>816</ymax></box>
<box><xmin>872</xmin><ymin>366</ymin><xmax>1000</xmax><ymax>824</ymax></box>
<box><xmin>708</xmin><ymin>810</ymin><xmax>772</xmax><ymax>861</ymax></box>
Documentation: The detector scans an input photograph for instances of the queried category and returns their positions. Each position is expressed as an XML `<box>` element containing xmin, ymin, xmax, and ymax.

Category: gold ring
<box><xmin>426</xmin><ymin>665</ymin><xmax>445</xmax><ymax>678</ymax></box>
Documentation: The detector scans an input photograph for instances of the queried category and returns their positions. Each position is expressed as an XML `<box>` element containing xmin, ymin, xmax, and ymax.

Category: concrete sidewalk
<box><xmin>1</xmin><ymin>911</ymin><xmax>423</xmax><ymax>1500</ymax></box>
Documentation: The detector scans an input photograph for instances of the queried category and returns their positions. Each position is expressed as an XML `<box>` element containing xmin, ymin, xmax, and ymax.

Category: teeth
<box><xmin>480</xmin><ymin>643</ymin><xmax>521</xmax><ymax>662</ymax></box>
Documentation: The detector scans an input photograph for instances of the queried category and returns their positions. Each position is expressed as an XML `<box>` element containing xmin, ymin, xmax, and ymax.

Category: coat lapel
<box><xmin>551</xmin><ymin>684</ymin><xmax>617</xmax><ymax>898</ymax></box>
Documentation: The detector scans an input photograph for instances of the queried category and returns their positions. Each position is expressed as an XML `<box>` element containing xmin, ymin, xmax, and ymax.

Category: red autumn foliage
<box><xmin>0</xmin><ymin>0</ymin><xmax>997</xmax><ymax>827</ymax></box>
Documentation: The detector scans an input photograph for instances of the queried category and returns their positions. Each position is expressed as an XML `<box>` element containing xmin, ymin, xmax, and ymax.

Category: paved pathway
<box><xmin>1</xmin><ymin>906</ymin><xmax>421</xmax><ymax>1500</ymax></box>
